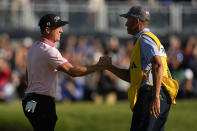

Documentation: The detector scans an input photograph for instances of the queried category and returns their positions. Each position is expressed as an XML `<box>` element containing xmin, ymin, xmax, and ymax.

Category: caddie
<box><xmin>99</xmin><ymin>5</ymin><xmax>179</xmax><ymax>131</ymax></box>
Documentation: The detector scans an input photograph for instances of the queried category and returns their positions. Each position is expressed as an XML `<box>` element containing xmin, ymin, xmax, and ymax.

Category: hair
<box><xmin>143</xmin><ymin>13</ymin><xmax>150</xmax><ymax>26</ymax></box>
<box><xmin>140</xmin><ymin>15</ymin><xmax>150</xmax><ymax>27</ymax></box>
<box><xmin>143</xmin><ymin>20</ymin><xmax>149</xmax><ymax>27</ymax></box>
<box><xmin>40</xmin><ymin>26</ymin><xmax>56</xmax><ymax>35</ymax></box>
<box><xmin>40</xmin><ymin>26</ymin><xmax>46</xmax><ymax>34</ymax></box>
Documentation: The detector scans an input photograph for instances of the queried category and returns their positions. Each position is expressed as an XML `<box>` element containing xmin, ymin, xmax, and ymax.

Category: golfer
<box><xmin>22</xmin><ymin>14</ymin><xmax>106</xmax><ymax>131</ymax></box>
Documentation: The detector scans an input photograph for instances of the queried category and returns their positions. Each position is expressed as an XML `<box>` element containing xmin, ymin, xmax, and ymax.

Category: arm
<box><xmin>58</xmin><ymin>62</ymin><xmax>103</xmax><ymax>77</ymax></box>
<box><xmin>98</xmin><ymin>56</ymin><xmax>130</xmax><ymax>83</ymax></box>
<box><xmin>107</xmin><ymin>65</ymin><xmax>130</xmax><ymax>83</ymax></box>
<box><xmin>150</xmin><ymin>55</ymin><xmax>163</xmax><ymax>118</ymax></box>
<box><xmin>46</xmin><ymin>47</ymin><xmax>104</xmax><ymax>77</ymax></box>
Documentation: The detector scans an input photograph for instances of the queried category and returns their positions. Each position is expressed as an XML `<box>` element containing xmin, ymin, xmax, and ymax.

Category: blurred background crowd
<box><xmin>0</xmin><ymin>0</ymin><xmax>197</xmax><ymax>104</ymax></box>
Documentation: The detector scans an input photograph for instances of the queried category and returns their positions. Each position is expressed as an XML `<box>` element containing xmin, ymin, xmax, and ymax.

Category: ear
<box><xmin>45</xmin><ymin>27</ymin><xmax>51</xmax><ymax>34</ymax></box>
<box><xmin>136</xmin><ymin>18</ymin><xmax>141</xmax><ymax>25</ymax></box>
<box><xmin>136</xmin><ymin>18</ymin><xmax>144</xmax><ymax>29</ymax></box>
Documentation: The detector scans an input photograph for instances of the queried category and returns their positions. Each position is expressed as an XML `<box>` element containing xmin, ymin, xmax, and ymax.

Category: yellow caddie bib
<box><xmin>128</xmin><ymin>32</ymin><xmax>179</xmax><ymax>111</ymax></box>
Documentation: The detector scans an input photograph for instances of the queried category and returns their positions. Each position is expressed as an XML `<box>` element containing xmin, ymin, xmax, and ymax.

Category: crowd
<box><xmin>0</xmin><ymin>33</ymin><xmax>197</xmax><ymax>103</ymax></box>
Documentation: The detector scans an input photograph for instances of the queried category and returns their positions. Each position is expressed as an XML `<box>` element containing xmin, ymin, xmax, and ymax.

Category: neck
<box><xmin>132</xmin><ymin>27</ymin><xmax>145</xmax><ymax>36</ymax></box>
<box><xmin>132</xmin><ymin>23</ymin><xmax>148</xmax><ymax>36</ymax></box>
<box><xmin>139</xmin><ymin>26</ymin><xmax>147</xmax><ymax>32</ymax></box>
<box><xmin>41</xmin><ymin>34</ymin><xmax>55</xmax><ymax>43</ymax></box>
<box><xmin>137</xmin><ymin>24</ymin><xmax>148</xmax><ymax>34</ymax></box>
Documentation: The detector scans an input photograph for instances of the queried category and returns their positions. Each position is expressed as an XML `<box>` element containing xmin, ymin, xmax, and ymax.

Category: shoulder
<box><xmin>45</xmin><ymin>46</ymin><xmax>60</xmax><ymax>57</ymax></box>
<box><xmin>139</xmin><ymin>33</ymin><xmax>161</xmax><ymax>57</ymax></box>
<box><xmin>35</xmin><ymin>42</ymin><xmax>60</xmax><ymax>59</ymax></box>
<box><xmin>140</xmin><ymin>34</ymin><xmax>157</xmax><ymax>46</ymax></box>
<box><xmin>38</xmin><ymin>41</ymin><xmax>58</xmax><ymax>53</ymax></box>
<box><xmin>140</xmin><ymin>34</ymin><xmax>158</xmax><ymax>52</ymax></box>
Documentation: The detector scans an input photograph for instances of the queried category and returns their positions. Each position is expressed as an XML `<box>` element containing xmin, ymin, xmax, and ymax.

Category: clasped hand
<box><xmin>97</xmin><ymin>55</ymin><xmax>112</xmax><ymax>69</ymax></box>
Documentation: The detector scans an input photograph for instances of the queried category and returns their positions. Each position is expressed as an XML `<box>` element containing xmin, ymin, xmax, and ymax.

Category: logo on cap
<box><xmin>145</xmin><ymin>11</ymin><xmax>150</xmax><ymax>15</ymax></box>
<box><xmin>54</xmin><ymin>16</ymin><xmax>60</xmax><ymax>22</ymax></box>
<box><xmin>47</xmin><ymin>22</ymin><xmax>50</xmax><ymax>26</ymax></box>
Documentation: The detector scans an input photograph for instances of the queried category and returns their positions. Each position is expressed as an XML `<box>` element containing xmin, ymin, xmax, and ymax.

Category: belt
<box><xmin>139</xmin><ymin>85</ymin><xmax>171</xmax><ymax>103</ymax></box>
<box><xmin>140</xmin><ymin>85</ymin><xmax>165</xmax><ymax>92</ymax></box>
<box><xmin>140</xmin><ymin>85</ymin><xmax>152</xmax><ymax>91</ymax></box>
<box><xmin>24</xmin><ymin>93</ymin><xmax>55</xmax><ymax>101</ymax></box>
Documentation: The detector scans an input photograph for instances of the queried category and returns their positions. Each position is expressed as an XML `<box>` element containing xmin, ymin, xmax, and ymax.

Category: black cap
<box><xmin>38</xmin><ymin>14</ymin><xmax>68</xmax><ymax>29</ymax></box>
<box><xmin>120</xmin><ymin>6</ymin><xmax>150</xmax><ymax>22</ymax></box>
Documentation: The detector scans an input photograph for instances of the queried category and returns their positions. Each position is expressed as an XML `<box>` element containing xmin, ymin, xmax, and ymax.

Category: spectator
<box><xmin>116</xmin><ymin>40</ymin><xmax>133</xmax><ymax>100</ymax></box>
<box><xmin>83</xmin><ymin>38</ymin><xmax>104</xmax><ymax>101</ymax></box>
<box><xmin>182</xmin><ymin>68</ymin><xmax>196</xmax><ymax>98</ymax></box>
<box><xmin>60</xmin><ymin>77</ymin><xmax>85</xmax><ymax>102</ymax></box>
<box><xmin>182</xmin><ymin>35</ymin><xmax>197</xmax><ymax>69</ymax></box>
<box><xmin>186</xmin><ymin>45</ymin><xmax>197</xmax><ymax>76</ymax></box>
<box><xmin>167</xmin><ymin>35</ymin><xmax>184</xmax><ymax>72</ymax></box>
<box><xmin>88</xmin><ymin>0</ymin><xmax>107</xmax><ymax>31</ymax></box>
<box><xmin>0</xmin><ymin>58</ymin><xmax>11</xmax><ymax>101</ymax></box>
<box><xmin>0</xmin><ymin>33</ymin><xmax>13</xmax><ymax>62</ymax></box>
<box><xmin>14</xmin><ymin>40</ymin><xmax>30</xmax><ymax>99</ymax></box>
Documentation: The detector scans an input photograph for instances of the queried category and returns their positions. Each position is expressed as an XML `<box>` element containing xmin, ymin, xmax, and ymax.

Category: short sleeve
<box><xmin>140</xmin><ymin>35</ymin><xmax>161</xmax><ymax>63</ymax></box>
<box><xmin>45</xmin><ymin>47</ymin><xmax>68</xmax><ymax>69</ymax></box>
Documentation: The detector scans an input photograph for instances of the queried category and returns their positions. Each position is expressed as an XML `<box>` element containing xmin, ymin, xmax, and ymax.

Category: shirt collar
<box><xmin>40</xmin><ymin>37</ymin><xmax>55</xmax><ymax>47</ymax></box>
<box><xmin>135</xmin><ymin>28</ymin><xmax>150</xmax><ymax>38</ymax></box>
<box><xmin>133</xmin><ymin>28</ymin><xmax>150</xmax><ymax>43</ymax></box>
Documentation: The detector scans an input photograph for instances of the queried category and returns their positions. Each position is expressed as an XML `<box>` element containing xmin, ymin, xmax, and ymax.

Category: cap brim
<box><xmin>56</xmin><ymin>21</ymin><xmax>69</xmax><ymax>27</ymax></box>
<box><xmin>120</xmin><ymin>13</ymin><xmax>129</xmax><ymax>18</ymax></box>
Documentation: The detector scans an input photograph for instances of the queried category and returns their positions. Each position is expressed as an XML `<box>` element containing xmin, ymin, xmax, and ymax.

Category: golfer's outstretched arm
<box><xmin>58</xmin><ymin>62</ymin><xmax>103</xmax><ymax>77</ymax></box>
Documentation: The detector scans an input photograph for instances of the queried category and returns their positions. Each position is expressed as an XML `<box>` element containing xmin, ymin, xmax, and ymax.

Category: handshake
<box><xmin>96</xmin><ymin>55</ymin><xmax>112</xmax><ymax>70</ymax></box>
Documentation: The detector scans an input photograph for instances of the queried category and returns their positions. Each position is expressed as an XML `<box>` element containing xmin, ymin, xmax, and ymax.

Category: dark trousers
<box><xmin>130</xmin><ymin>85</ymin><xmax>171</xmax><ymax>131</ymax></box>
<box><xmin>22</xmin><ymin>93</ymin><xmax>57</xmax><ymax>131</ymax></box>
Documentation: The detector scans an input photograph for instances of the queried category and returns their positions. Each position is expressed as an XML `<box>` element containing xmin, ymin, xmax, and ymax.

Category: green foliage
<box><xmin>0</xmin><ymin>100</ymin><xmax>197</xmax><ymax>131</ymax></box>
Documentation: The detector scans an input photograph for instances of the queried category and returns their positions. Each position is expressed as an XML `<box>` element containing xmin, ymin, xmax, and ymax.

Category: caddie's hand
<box><xmin>150</xmin><ymin>97</ymin><xmax>160</xmax><ymax>118</ymax></box>
<box><xmin>97</xmin><ymin>55</ymin><xmax>112</xmax><ymax>69</ymax></box>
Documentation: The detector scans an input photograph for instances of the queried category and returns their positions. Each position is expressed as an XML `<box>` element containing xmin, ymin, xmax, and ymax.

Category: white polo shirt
<box><xmin>25</xmin><ymin>37</ymin><xmax>68</xmax><ymax>98</ymax></box>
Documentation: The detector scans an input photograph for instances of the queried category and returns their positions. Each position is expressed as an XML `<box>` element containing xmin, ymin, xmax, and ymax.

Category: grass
<box><xmin>0</xmin><ymin>99</ymin><xmax>197</xmax><ymax>131</ymax></box>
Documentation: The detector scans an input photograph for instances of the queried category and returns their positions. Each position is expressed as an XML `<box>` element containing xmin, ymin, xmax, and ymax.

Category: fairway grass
<box><xmin>0</xmin><ymin>99</ymin><xmax>197</xmax><ymax>131</ymax></box>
